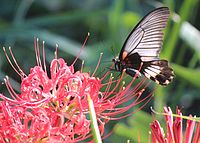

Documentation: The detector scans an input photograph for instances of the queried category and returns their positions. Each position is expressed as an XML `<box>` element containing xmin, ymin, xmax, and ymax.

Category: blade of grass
<box><xmin>180</xmin><ymin>22</ymin><xmax>200</xmax><ymax>57</ymax></box>
<box><xmin>108</xmin><ymin>0</ymin><xmax>124</xmax><ymax>47</ymax></box>
<box><xmin>172</xmin><ymin>63</ymin><xmax>200</xmax><ymax>88</ymax></box>
<box><xmin>25</xmin><ymin>10</ymin><xmax>108</xmax><ymax>27</ymax></box>
<box><xmin>171</xmin><ymin>52</ymin><xmax>199</xmax><ymax>109</ymax></box>
<box><xmin>163</xmin><ymin>0</ymin><xmax>199</xmax><ymax>60</ymax></box>
<box><xmin>0</xmin><ymin>28</ymin><xmax>90</xmax><ymax>60</ymax></box>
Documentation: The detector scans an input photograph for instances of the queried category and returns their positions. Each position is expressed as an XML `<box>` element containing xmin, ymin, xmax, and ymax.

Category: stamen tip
<box><xmin>149</xmin><ymin>131</ymin><xmax>151</xmax><ymax>135</ymax></box>
<box><xmin>87</xmin><ymin>32</ymin><xmax>90</xmax><ymax>36</ymax></box>
<box><xmin>4</xmin><ymin>76</ymin><xmax>9</xmax><ymax>81</ymax></box>
<box><xmin>150</xmin><ymin>106</ymin><xmax>156</xmax><ymax>113</ymax></box>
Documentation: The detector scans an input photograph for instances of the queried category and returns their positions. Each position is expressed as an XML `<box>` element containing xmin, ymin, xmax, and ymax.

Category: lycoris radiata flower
<box><xmin>0</xmin><ymin>36</ymin><xmax>152</xmax><ymax>142</ymax></box>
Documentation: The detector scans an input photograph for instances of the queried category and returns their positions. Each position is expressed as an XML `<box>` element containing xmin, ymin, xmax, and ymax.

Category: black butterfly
<box><xmin>113</xmin><ymin>7</ymin><xmax>174</xmax><ymax>85</ymax></box>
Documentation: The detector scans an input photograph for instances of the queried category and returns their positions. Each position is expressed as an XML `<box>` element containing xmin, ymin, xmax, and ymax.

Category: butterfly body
<box><xmin>113</xmin><ymin>7</ymin><xmax>174</xmax><ymax>85</ymax></box>
<box><xmin>113</xmin><ymin>53</ymin><xmax>142</xmax><ymax>76</ymax></box>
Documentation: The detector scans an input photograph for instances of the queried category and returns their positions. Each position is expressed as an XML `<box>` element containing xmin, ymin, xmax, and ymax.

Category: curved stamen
<box><xmin>42</xmin><ymin>41</ymin><xmax>47</xmax><ymax>73</ymax></box>
<box><xmin>72</xmin><ymin>32</ymin><xmax>90</xmax><ymax>66</ymax></box>
<box><xmin>92</xmin><ymin>53</ymin><xmax>103</xmax><ymax>77</ymax></box>
<box><xmin>8</xmin><ymin>47</ymin><xmax>26</xmax><ymax>77</ymax></box>
<box><xmin>3</xmin><ymin>47</ymin><xmax>23</xmax><ymax>77</ymax></box>
<box><xmin>34</xmin><ymin>38</ymin><xmax>42</xmax><ymax>67</ymax></box>
<box><xmin>81</xmin><ymin>60</ymin><xmax>84</xmax><ymax>73</ymax></box>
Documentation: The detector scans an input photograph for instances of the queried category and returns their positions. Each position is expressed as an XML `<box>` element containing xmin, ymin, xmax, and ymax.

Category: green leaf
<box><xmin>172</xmin><ymin>63</ymin><xmax>200</xmax><ymax>88</ymax></box>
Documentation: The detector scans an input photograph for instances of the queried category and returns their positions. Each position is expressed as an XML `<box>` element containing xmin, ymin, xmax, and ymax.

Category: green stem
<box><xmin>87</xmin><ymin>94</ymin><xmax>102</xmax><ymax>143</ymax></box>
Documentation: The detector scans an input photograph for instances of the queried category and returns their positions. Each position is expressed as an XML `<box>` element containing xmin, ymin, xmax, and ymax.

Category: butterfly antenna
<box><xmin>100</xmin><ymin>60</ymin><xmax>113</xmax><ymax>64</ymax></box>
<box><xmin>95</xmin><ymin>65</ymin><xmax>116</xmax><ymax>78</ymax></box>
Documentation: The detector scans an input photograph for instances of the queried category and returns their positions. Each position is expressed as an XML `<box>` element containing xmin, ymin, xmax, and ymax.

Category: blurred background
<box><xmin>0</xmin><ymin>0</ymin><xmax>200</xmax><ymax>142</ymax></box>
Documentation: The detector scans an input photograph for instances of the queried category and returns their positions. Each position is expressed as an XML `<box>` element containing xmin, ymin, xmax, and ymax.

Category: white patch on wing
<box><xmin>155</xmin><ymin>79</ymin><xmax>160</xmax><ymax>84</ymax></box>
<box><xmin>144</xmin><ymin>72</ymin><xmax>151</xmax><ymax>79</ymax></box>
<box><xmin>164</xmin><ymin>80</ymin><xmax>170</xmax><ymax>85</ymax></box>
<box><xmin>147</xmin><ymin>66</ymin><xmax>161</xmax><ymax>74</ymax></box>
<box><xmin>150</xmin><ymin>65</ymin><xmax>161</xmax><ymax>69</ymax></box>
<box><xmin>141</xmin><ymin>57</ymin><xmax>159</xmax><ymax>61</ymax></box>
<box><xmin>170</xmin><ymin>76</ymin><xmax>174</xmax><ymax>80</ymax></box>
<box><xmin>144</xmin><ymin>69</ymin><xmax>157</xmax><ymax>78</ymax></box>
<box><xmin>137</xmin><ymin>45</ymin><xmax>161</xmax><ymax>49</ymax></box>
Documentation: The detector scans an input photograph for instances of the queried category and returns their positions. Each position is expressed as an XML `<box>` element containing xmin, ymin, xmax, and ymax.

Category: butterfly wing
<box><xmin>119</xmin><ymin>7</ymin><xmax>170</xmax><ymax>61</ymax></box>
<box><xmin>119</xmin><ymin>7</ymin><xmax>174</xmax><ymax>85</ymax></box>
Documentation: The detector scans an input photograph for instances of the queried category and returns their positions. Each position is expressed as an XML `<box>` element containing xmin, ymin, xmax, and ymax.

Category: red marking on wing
<box><xmin>122</xmin><ymin>51</ymin><xmax>128</xmax><ymax>60</ymax></box>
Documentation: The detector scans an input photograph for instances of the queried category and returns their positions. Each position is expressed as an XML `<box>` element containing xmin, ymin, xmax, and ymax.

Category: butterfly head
<box><xmin>112</xmin><ymin>57</ymin><xmax>124</xmax><ymax>72</ymax></box>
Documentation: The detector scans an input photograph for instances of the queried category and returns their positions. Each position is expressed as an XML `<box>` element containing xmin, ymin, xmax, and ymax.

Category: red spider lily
<box><xmin>150</xmin><ymin>107</ymin><xmax>200</xmax><ymax>143</ymax></box>
<box><xmin>0</xmin><ymin>36</ymin><xmax>152</xmax><ymax>142</ymax></box>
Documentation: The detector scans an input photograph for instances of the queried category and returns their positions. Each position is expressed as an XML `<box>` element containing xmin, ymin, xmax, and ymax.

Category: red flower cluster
<box><xmin>151</xmin><ymin>107</ymin><xmax>200</xmax><ymax>143</ymax></box>
<box><xmin>0</xmin><ymin>38</ymin><xmax>151</xmax><ymax>142</ymax></box>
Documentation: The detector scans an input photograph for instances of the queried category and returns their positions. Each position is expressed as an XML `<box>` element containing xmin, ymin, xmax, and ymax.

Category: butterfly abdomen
<box><xmin>141</xmin><ymin>60</ymin><xmax>174</xmax><ymax>85</ymax></box>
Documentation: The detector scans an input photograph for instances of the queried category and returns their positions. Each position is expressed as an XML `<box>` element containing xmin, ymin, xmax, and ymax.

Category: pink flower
<box><xmin>150</xmin><ymin>107</ymin><xmax>200</xmax><ymax>143</ymax></box>
<box><xmin>0</xmin><ymin>38</ymin><xmax>152</xmax><ymax>142</ymax></box>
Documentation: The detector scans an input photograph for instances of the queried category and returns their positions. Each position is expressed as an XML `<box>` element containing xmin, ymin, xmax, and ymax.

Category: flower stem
<box><xmin>87</xmin><ymin>94</ymin><xmax>102</xmax><ymax>143</ymax></box>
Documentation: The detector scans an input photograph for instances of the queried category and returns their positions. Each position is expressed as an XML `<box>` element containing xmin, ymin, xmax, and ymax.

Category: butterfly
<box><xmin>113</xmin><ymin>7</ymin><xmax>174</xmax><ymax>85</ymax></box>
